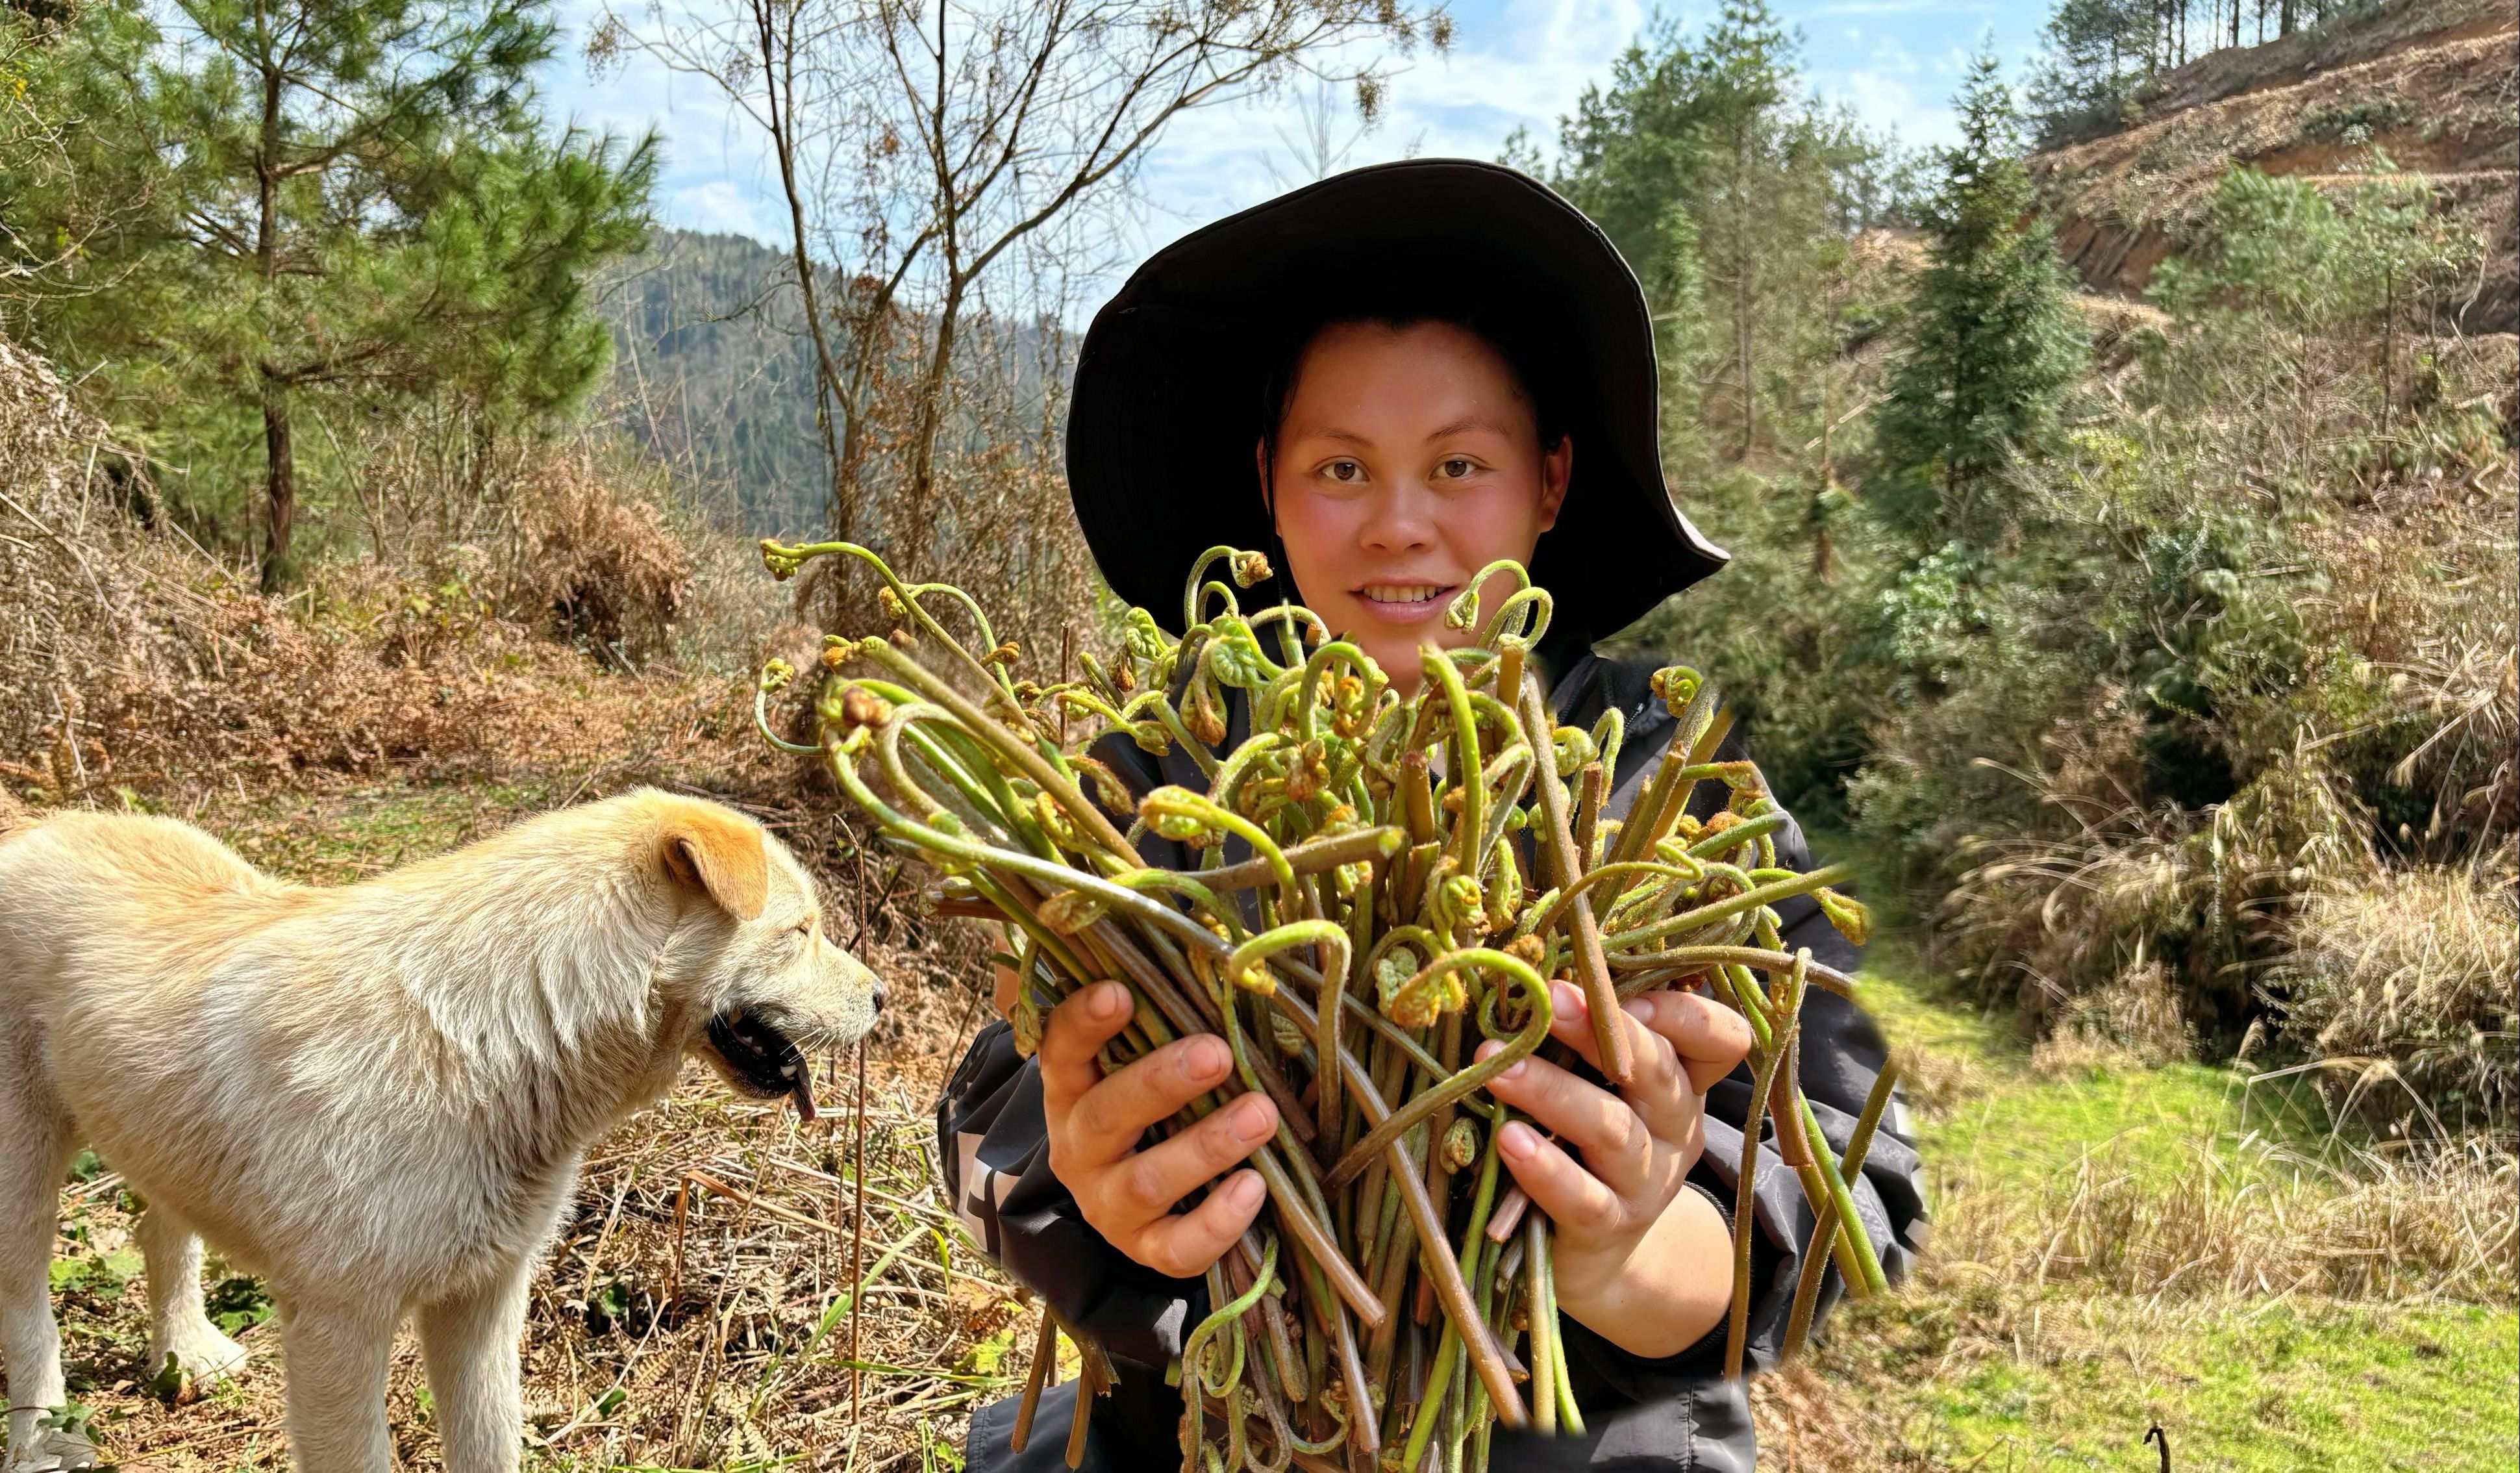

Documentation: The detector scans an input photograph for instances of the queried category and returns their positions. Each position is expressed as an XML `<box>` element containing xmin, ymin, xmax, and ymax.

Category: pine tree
<box><xmin>1867</xmin><ymin>47</ymin><xmax>2088</xmax><ymax>551</ymax></box>
<box><xmin>1693</xmin><ymin>0</ymin><xmax>1801</xmax><ymax>462</ymax></box>
<box><xmin>1546</xmin><ymin>1</ymin><xmax>1886</xmax><ymax>468</ymax></box>
<box><xmin>2027</xmin><ymin>0</ymin><xmax>2151</xmax><ymax>146</ymax></box>
<box><xmin>18</xmin><ymin>0</ymin><xmax>654</xmax><ymax>586</ymax></box>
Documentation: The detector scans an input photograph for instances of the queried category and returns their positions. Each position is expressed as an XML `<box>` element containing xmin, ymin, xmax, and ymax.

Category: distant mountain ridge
<box><xmin>593</xmin><ymin>229</ymin><xmax>1071</xmax><ymax>540</ymax></box>
<box><xmin>594</xmin><ymin>230</ymin><xmax>832</xmax><ymax>537</ymax></box>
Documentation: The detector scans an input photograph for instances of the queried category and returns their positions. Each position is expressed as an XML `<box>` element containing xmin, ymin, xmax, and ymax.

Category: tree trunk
<box><xmin>464</xmin><ymin>403</ymin><xmax>493</xmax><ymax>523</ymax></box>
<box><xmin>835</xmin><ymin>305</ymin><xmax>883</xmax><ymax>529</ymax></box>
<box><xmin>1819</xmin><ymin>375</ymin><xmax>1833</xmax><ymax>489</ymax></box>
<box><xmin>255</xmin><ymin>60</ymin><xmax>290</xmax><ymax>590</ymax></box>
<box><xmin>260</xmin><ymin>384</ymin><xmax>297</xmax><ymax>593</ymax></box>
<box><xmin>1732</xmin><ymin>128</ymin><xmax>1756</xmax><ymax>462</ymax></box>
<box><xmin>2380</xmin><ymin>262</ymin><xmax>2395</xmax><ymax>443</ymax></box>
<box><xmin>904</xmin><ymin>277</ymin><xmax>965</xmax><ymax>571</ymax></box>
<box><xmin>755</xmin><ymin>0</ymin><xmax>856</xmax><ymax>540</ymax></box>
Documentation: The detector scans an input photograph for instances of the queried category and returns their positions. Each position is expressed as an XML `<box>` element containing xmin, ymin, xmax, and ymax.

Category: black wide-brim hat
<box><xmin>1067</xmin><ymin>157</ymin><xmax>1728</xmax><ymax>644</ymax></box>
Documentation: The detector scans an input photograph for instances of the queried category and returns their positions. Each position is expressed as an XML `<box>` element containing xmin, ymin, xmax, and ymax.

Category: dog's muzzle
<box><xmin>706</xmin><ymin>1009</ymin><xmax>817</xmax><ymax>1121</ymax></box>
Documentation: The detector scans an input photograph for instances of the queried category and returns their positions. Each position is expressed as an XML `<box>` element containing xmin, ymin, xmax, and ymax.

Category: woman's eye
<box><xmin>1325</xmin><ymin>460</ymin><xmax>1362</xmax><ymax>483</ymax></box>
<box><xmin>1439</xmin><ymin>458</ymin><xmax>1475</xmax><ymax>479</ymax></box>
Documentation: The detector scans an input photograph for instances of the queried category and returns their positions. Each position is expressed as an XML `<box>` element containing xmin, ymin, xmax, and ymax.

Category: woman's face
<box><xmin>1262</xmin><ymin>320</ymin><xmax>1571</xmax><ymax>693</ymax></box>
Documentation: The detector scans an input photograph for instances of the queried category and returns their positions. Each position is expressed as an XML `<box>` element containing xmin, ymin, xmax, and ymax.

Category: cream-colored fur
<box><xmin>0</xmin><ymin>789</ymin><xmax>882</xmax><ymax>1473</ymax></box>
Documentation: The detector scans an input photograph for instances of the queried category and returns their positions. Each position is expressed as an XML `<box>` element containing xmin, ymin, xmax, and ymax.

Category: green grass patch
<box><xmin>1930</xmin><ymin>1055</ymin><xmax>2325</xmax><ymax>1194</ymax></box>
<box><xmin>1787</xmin><ymin>900</ymin><xmax>2519</xmax><ymax>1471</ymax></box>
<box><xmin>203</xmin><ymin>776</ymin><xmax>560</xmax><ymax>884</ymax></box>
<box><xmin>1851</xmin><ymin>945</ymin><xmax>2339</xmax><ymax>1190</ymax></box>
<box><xmin>1835</xmin><ymin>1292</ymin><xmax>2517</xmax><ymax>1472</ymax></box>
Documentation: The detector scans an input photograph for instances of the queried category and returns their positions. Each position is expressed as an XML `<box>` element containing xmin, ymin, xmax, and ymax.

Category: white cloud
<box><xmin>529</xmin><ymin>0</ymin><xmax>2051</xmax><ymax>289</ymax></box>
<box><xmin>1807</xmin><ymin>29</ymin><xmax>1954</xmax><ymax>149</ymax></box>
<box><xmin>1119</xmin><ymin>0</ymin><xmax>1669</xmax><ymax>259</ymax></box>
<box><xmin>669</xmin><ymin>179</ymin><xmax>772</xmax><ymax>238</ymax></box>
<box><xmin>540</xmin><ymin>0</ymin><xmax>787</xmax><ymax>241</ymax></box>
<box><xmin>1816</xmin><ymin>0</ymin><xmax>1963</xmax><ymax>14</ymax></box>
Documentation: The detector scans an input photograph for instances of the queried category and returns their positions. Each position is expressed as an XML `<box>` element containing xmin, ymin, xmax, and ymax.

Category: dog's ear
<box><xmin>659</xmin><ymin>805</ymin><xmax>768</xmax><ymax>921</ymax></box>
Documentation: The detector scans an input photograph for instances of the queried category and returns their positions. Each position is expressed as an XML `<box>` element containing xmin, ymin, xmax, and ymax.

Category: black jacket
<box><xmin>936</xmin><ymin>651</ymin><xmax>1930</xmax><ymax>1471</ymax></box>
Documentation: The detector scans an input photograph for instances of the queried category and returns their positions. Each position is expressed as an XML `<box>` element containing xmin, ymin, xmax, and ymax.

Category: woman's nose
<box><xmin>1356</xmin><ymin>483</ymin><xmax>1436</xmax><ymax>553</ymax></box>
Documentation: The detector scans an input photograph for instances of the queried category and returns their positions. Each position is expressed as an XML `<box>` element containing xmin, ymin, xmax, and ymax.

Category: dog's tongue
<box><xmin>788</xmin><ymin>1059</ymin><xmax>817</xmax><ymax>1123</ymax></box>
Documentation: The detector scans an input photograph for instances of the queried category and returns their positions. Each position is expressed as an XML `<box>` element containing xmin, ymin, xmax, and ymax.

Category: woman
<box><xmin>937</xmin><ymin>158</ymin><xmax>1927</xmax><ymax>1472</ymax></box>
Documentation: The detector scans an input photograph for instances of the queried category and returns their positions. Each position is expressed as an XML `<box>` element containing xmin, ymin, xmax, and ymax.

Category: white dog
<box><xmin>0</xmin><ymin>788</ymin><xmax>883</xmax><ymax>1473</ymax></box>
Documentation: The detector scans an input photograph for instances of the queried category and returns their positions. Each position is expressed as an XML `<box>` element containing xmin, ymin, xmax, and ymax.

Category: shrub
<box><xmin>499</xmin><ymin>452</ymin><xmax>693</xmax><ymax>661</ymax></box>
<box><xmin>2267</xmin><ymin>866</ymin><xmax>2520</xmax><ymax>1138</ymax></box>
<box><xmin>1940</xmin><ymin>1127</ymin><xmax>2518</xmax><ymax>1302</ymax></box>
<box><xmin>2</xmin><ymin>342</ymin><xmax>745</xmax><ymax>801</ymax></box>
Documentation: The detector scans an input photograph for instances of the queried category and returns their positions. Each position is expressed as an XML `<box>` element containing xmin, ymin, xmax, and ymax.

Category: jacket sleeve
<box><xmin>934</xmin><ymin>1021</ymin><xmax>1205</xmax><ymax>1370</ymax></box>
<box><xmin>929</xmin><ymin>717</ymin><xmax>1232</xmax><ymax>1372</ymax></box>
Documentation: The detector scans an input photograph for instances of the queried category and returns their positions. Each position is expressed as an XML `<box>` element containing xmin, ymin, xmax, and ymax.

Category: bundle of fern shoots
<box><xmin>755</xmin><ymin>541</ymin><xmax>1895</xmax><ymax>1473</ymax></box>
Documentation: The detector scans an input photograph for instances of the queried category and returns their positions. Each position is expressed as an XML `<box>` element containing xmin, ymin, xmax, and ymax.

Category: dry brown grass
<box><xmin>497</xmin><ymin>454</ymin><xmax>695</xmax><ymax>661</ymax></box>
<box><xmin>1937</xmin><ymin>1132</ymin><xmax>2517</xmax><ymax>1303</ymax></box>
<box><xmin>2030</xmin><ymin>961</ymin><xmax>2201</xmax><ymax>1074</ymax></box>
<box><xmin>1938</xmin><ymin>742</ymin><xmax>2373</xmax><ymax>1044</ymax></box>
<box><xmin>0</xmin><ymin>337</ymin><xmax>153</xmax><ymax>777</ymax></box>
<box><xmin>2267</xmin><ymin>863</ymin><xmax>2520</xmax><ymax>1136</ymax></box>
<box><xmin>0</xmin><ymin>350</ymin><xmax>775</xmax><ymax>805</ymax></box>
<box><xmin>0</xmin><ymin>566</ymin><xmax>773</xmax><ymax>805</ymax></box>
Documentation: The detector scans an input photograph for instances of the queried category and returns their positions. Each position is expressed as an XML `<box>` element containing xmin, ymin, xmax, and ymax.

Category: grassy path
<box><xmin>1765</xmin><ymin>946</ymin><xmax>2519</xmax><ymax>1472</ymax></box>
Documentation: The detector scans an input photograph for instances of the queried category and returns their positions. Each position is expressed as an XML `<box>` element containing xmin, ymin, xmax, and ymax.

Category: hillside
<box><xmin>2029</xmin><ymin>0</ymin><xmax>2517</xmax><ymax>328</ymax></box>
<box><xmin>595</xmin><ymin>231</ymin><xmax>834</xmax><ymax>538</ymax></box>
<box><xmin>594</xmin><ymin>231</ymin><xmax>1071</xmax><ymax>544</ymax></box>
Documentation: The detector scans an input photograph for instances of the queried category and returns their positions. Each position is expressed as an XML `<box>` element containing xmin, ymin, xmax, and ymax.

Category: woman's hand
<box><xmin>1033</xmin><ymin>981</ymin><xmax>1280</xmax><ymax>1279</ymax></box>
<box><xmin>1476</xmin><ymin>979</ymin><xmax>1754</xmax><ymax>1359</ymax></box>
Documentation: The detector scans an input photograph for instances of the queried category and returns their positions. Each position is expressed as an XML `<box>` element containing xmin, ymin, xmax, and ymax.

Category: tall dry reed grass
<box><xmin>1944</xmin><ymin>1130</ymin><xmax>2517</xmax><ymax>1303</ymax></box>
<box><xmin>2267</xmin><ymin>864</ymin><xmax>2520</xmax><ymax>1137</ymax></box>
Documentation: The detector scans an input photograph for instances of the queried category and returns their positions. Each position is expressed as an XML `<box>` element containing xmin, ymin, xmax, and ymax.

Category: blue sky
<box><xmin>545</xmin><ymin>0</ymin><xmax>2047</xmax><ymax>304</ymax></box>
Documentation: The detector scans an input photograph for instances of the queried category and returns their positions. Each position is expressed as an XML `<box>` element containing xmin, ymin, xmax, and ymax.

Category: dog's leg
<box><xmin>134</xmin><ymin>1205</ymin><xmax>249</xmax><ymax>1389</ymax></box>
<box><xmin>414</xmin><ymin>1257</ymin><xmax>532</xmax><ymax>1473</ymax></box>
<box><xmin>273</xmin><ymin>1292</ymin><xmax>398</xmax><ymax>1473</ymax></box>
<box><xmin>0</xmin><ymin>1075</ymin><xmax>82</xmax><ymax>1470</ymax></box>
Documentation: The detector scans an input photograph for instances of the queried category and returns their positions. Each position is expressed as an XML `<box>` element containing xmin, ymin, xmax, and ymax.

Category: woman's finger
<box><xmin>1543</xmin><ymin>979</ymin><xmax>1680</xmax><ymax>1101</ymax></box>
<box><xmin>1045</xmin><ymin>993</ymin><xmax>1233</xmax><ymax>1168</ymax></box>
<box><xmin>1493</xmin><ymin>1119</ymin><xmax>1624</xmax><ymax>1237</ymax></box>
<box><xmin>1125</xmin><ymin>1169</ymin><xmax>1269</xmax><ymax>1279</ymax></box>
<box><xmin>1628</xmin><ymin>987</ymin><xmax>1757</xmax><ymax>1094</ymax></box>
<box><xmin>1476</xmin><ymin>1040</ymin><xmax>1652</xmax><ymax>1196</ymax></box>
<box><xmin>1036</xmin><ymin>982</ymin><xmax>1135</xmax><ymax>1122</ymax></box>
<box><xmin>1091</xmin><ymin>1091</ymin><xmax>1279</xmax><ymax>1235</ymax></box>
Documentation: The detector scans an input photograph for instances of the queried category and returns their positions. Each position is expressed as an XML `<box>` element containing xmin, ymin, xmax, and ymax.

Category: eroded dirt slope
<box><xmin>2030</xmin><ymin>0</ymin><xmax>2517</xmax><ymax>329</ymax></box>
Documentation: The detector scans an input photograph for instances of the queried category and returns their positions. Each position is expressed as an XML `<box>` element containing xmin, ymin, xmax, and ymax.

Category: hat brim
<box><xmin>1067</xmin><ymin>158</ymin><xmax>1727</xmax><ymax>640</ymax></box>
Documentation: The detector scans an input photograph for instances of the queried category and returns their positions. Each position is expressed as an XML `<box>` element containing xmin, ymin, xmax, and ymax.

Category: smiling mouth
<box><xmin>1353</xmin><ymin>583</ymin><xmax>1458</xmax><ymax>618</ymax></box>
<box><xmin>706</xmin><ymin>1009</ymin><xmax>817</xmax><ymax>1121</ymax></box>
